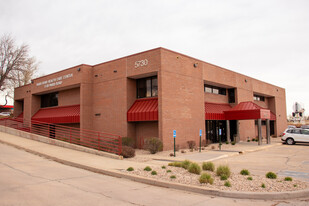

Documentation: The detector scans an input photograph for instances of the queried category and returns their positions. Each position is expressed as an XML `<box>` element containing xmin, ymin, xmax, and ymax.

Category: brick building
<box><xmin>14</xmin><ymin>48</ymin><xmax>287</xmax><ymax>150</ymax></box>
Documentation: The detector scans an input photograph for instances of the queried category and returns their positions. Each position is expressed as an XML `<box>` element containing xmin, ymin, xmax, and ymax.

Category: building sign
<box><xmin>36</xmin><ymin>73</ymin><xmax>73</xmax><ymax>88</ymax></box>
<box><xmin>135</xmin><ymin>59</ymin><xmax>148</xmax><ymax>68</ymax></box>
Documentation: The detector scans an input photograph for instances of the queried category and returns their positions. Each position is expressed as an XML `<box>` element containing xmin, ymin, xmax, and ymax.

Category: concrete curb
<box><xmin>0</xmin><ymin>138</ymin><xmax>308</xmax><ymax>200</ymax></box>
<box><xmin>0</xmin><ymin>126</ymin><xmax>122</xmax><ymax>160</ymax></box>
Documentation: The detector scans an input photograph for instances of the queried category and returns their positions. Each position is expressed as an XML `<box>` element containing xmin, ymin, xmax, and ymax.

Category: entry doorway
<box><xmin>205</xmin><ymin>120</ymin><xmax>227</xmax><ymax>143</ymax></box>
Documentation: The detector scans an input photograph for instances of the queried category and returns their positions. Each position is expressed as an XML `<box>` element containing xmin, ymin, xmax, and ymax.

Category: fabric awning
<box><xmin>205</xmin><ymin>102</ymin><xmax>232</xmax><ymax>120</ymax></box>
<box><xmin>224</xmin><ymin>101</ymin><xmax>270</xmax><ymax>120</ymax></box>
<box><xmin>32</xmin><ymin>105</ymin><xmax>80</xmax><ymax>123</ymax></box>
<box><xmin>127</xmin><ymin>97</ymin><xmax>158</xmax><ymax>121</ymax></box>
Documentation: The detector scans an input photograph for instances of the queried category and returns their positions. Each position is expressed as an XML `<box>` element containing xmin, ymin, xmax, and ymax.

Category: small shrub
<box><xmin>225</xmin><ymin>141</ymin><xmax>229</xmax><ymax>144</ymax></box>
<box><xmin>199</xmin><ymin>173</ymin><xmax>214</xmax><ymax>184</ymax></box>
<box><xmin>144</xmin><ymin>137</ymin><xmax>163</xmax><ymax>154</ymax></box>
<box><xmin>247</xmin><ymin>140</ymin><xmax>250</xmax><ymax>142</ymax></box>
<box><xmin>170</xmin><ymin>175</ymin><xmax>176</xmax><ymax>179</ymax></box>
<box><xmin>202</xmin><ymin>162</ymin><xmax>215</xmax><ymax>172</ymax></box>
<box><xmin>127</xmin><ymin>167</ymin><xmax>134</xmax><ymax>171</ymax></box>
<box><xmin>294</xmin><ymin>184</ymin><xmax>297</xmax><ymax>187</ymax></box>
<box><xmin>187</xmin><ymin>140</ymin><xmax>196</xmax><ymax>149</ymax></box>
<box><xmin>211</xmin><ymin>145</ymin><xmax>215</xmax><ymax>150</ymax></box>
<box><xmin>168</xmin><ymin>162</ymin><xmax>182</xmax><ymax>167</ymax></box>
<box><xmin>122</xmin><ymin>137</ymin><xmax>135</xmax><ymax>148</ymax></box>
<box><xmin>181</xmin><ymin>160</ymin><xmax>192</xmax><ymax>169</ymax></box>
<box><xmin>190</xmin><ymin>149</ymin><xmax>194</xmax><ymax>152</ymax></box>
<box><xmin>188</xmin><ymin>163</ymin><xmax>201</xmax><ymax>175</ymax></box>
<box><xmin>167</xmin><ymin>170</ymin><xmax>172</xmax><ymax>173</ymax></box>
<box><xmin>151</xmin><ymin>171</ymin><xmax>157</xmax><ymax>175</ymax></box>
<box><xmin>220</xmin><ymin>175</ymin><xmax>228</xmax><ymax>180</ymax></box>
<box><xmin>216</xmin><ymin>165</ymin><xmax>231</xmax><ymax>178</ymax></box>
<box><xmin>247</xmin><ymin>177</ymin><xmax>253</xmax><ymax>180</ymax></box>
<box><xmin>231</xmin><ymin>141</ymin><xmax>236</xmax><ymax>145</ymax></box>
<box><xmin>240</xmin><ymin>169</ymin><xmax>250</xmax><ymax>176</ymax></box>
<box><xmin>161</xmin><ymin>166</ymin><xmax>166</xmax><ymax>169</ymax></box>
<box><xmin>121</xmin><ymin>146</ymin><xmax>135</xmax><ymax>158</ymax></box>
<box><xmin>284</xmin><ymin>177</ymin><xmax>293</xmax><ymax>181</ymax></box>
<box><xmin>144</xmin><ymin>166</ymin><xmax>152</xmax><ymax>171</ymax></box>
<box><xmin>266</xmin><ymin>172</ymin><xmax>277</xmax><ymax>179</ymax></box>
<box><xmin>201</xmin><ymin>147</ymin><xmax>205</xmax><ymax>150</ymax></box>
<box><xmin>224</xmin><ymin>181</ymin><xmax>231</xmax><ymax>187</ymax></box>
<box><xmin>181</xmin><ymin>150</ymin><xmax>186</xmax><ymax>153</ymax></box>
<box><xmin>261</xmin><ymin>183</ymin><xmax>266</xmax><ymax>188</ymax></box>
<box><xmin>169</xmin><ymin>153</ymin><xmax>174</xmax><ymax>157</ymax></box>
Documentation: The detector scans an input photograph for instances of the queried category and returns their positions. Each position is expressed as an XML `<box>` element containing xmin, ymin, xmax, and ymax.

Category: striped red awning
<box><xmin>127</xmin><ymin>97</ymin><xmax>158</xmax><ymax>122</ymax></box>
<box><xmin>205</xmin><ymin>102</ymin><xmax>232</xmax><ymax>120</ymax></box>
<box><xmin>224</xmin><ymin>101</ymin><xmax>271</xmax><ymax>120</ymax></box>
<box><xmin>32</xmin><ymin>105</ymin><xmax>80</xmax><ymax>123</ymax></box>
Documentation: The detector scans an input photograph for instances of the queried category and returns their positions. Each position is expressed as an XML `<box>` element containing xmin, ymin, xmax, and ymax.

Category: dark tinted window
<box><xmin>204</xmin><ymin>84</ymin><xmax>226</xmax><ymax>96</ymax></box>
<box><xmin>41</xmin><ymin>92</ymin><xmax>58</xmax><ymax>108</ymax></box>
<box><xmin>228</xmin><ymin>89</ymin><xmax>235</xmax><ymax>103</ymax></box>
<box><xmin>292</xmin><ymin>129</ymin><xmax>301</xmax><ymax>134</ymax></box>
<box><xmin>254</xmin><ymin>94</ymin><xmax>265</xmax><ymax>102</ymax></box>
<box><xmin>301</xmin><ymin>130</ymin><xmax>309</xmax><ymax>135</ymax></box>
<box><xmin>137</xmin><ymin>76</ymin><xmax>158</xmax><ymax>98</ymax></box>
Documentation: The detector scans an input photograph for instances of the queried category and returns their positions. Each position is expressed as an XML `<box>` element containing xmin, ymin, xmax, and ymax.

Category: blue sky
<box><xmin>1</xmin><ymin>0</ymin><xmax>309</xmax><ymax>115</ymax></box>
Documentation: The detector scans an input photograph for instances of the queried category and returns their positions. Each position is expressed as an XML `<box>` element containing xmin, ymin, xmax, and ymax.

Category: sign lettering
<box><xmin>36</xmin><ymin>73</ymin><xmax>73</xmax><ymax>88</ymax></box>
<box><xmin>135</xmin><ymin>59</ymin><xmax>148</xmax><ymax>68</ymax></box>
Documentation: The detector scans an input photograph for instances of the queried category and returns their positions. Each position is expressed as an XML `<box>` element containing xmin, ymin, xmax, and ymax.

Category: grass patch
<box><xmin>220</xmin><ymin>174</ymin><xmax>228</xmax><ymax>180</ymax></box>
<box><xmin>224</xmin><ymin>181</ymin><xmax>231</xmax><ymax>187</ymax></box>
<box><xmin>261</xmin><ymin>183</ymin><xmax>266</xmax><ymax>188</ymax></box>
<box><xmin>216</xmin><ymin>165</ymin><xmax>231</xmax><ymax>178</ymax></box>
<box><xmin>202</xmin><ymin>162</ymin><xmax>215</xmax><ymax>172</ymax></box>
<box><xmin>199</xmin><ymin>173</ymin><xmax>214</xmax><ymax>184</ymax></box>
<box><xmin>161</xmin><ymin>166</ymin><xmax>166</xmax><ymax>169</ymax></box>
<box><xmin>168</xmin><ymin>162</ymin><xmax>183</xmax><ymax>167</ymax></box>
<box><xmin>144</xmin><ymin>166</ymin><xmax>152</xmax><ymax>171</ymax></box>
<box><xmin>151</xmin><ymin>171</ymin><xmax>157</xmax><ymax>175</ymax></box>
<box><xmin>247</xmin><ymin>176</ymin><xmax>253</xmax><ymax>181</ymax></box>
<box><xmin>170</xmin><ymin>175</ymin><xmax>176</xmax><ymax>179</ymax></box>
<box><xmin>284</xmin><ymin>177</ymin><xmax>293</xmax><ymax>181</ymax></box>
<box><xmin>126</xmin><ymin>167</ymin><xmax>134</xmax><ymax>171</ymax></box>
<box><xmin>167</xmin><ymin>170</ymin><xmax>172</xmax><ymax>173</ymax></box>
<box><xmin>188</xmin><ymin>163</ymin><xmax>201</xmax><ymax>175</ymax></box>
<box><xmin>266</xmin><ymin>172</ymin><xmax>277</xmax><ymax>179</ymax></box>
<box><xmin>181</xmin><ymin>160</ymin><xmax>192</xmax><ymax>169</ymax></box>
<box><xmin>240</xmin><ymin>169</ymin><xmax>250</xmax><ymax>176</ymax></box>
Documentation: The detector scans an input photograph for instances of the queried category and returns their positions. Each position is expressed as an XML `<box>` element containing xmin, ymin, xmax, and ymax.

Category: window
<box><xmin>137</xmin><ymin>76</ymin><xmax>158</xmax><ymax>98</ymax></box>
<box><xmin>254</xmin><ymin>94</ymin><xmax>265</xmax><ymax>102</ymax></box>
<box><xmin>301</xmin><ymin>130</ymin><xmax>309</xmax><ymax>135</ymax></box>
<box><xmin>292</xmin><ymin>129</ymin><xmax>301</xmax><ymax>134</ymax></box>
<box><xmin>204</xmin><ymin>84</ymin><xmax>226</xmax><ymax>96</ymax></box>
<box><xmin>228</xmin><ymin>88</ymin><xmax>235</xmax><ymax>103</ymax></box>
<box><xmin>41</xmin><ymin>92</ymin><xmax>58</xmax><ymax>108</ymax></box>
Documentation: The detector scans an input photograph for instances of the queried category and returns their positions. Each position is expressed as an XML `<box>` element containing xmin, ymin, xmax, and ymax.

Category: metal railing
<box><xmin>0</xmin><ymin>117</ymin><xmax>122</xmax><ymax>155</ymax></box>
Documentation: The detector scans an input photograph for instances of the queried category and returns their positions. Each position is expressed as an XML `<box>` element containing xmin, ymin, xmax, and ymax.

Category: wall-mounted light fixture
<box><xmin>245</xmin><ymin>79</ymin><xmax>248</xmax><ymax>83</ymax></box>
<box><xmin>113</xmin><ymin>70</ymin><xmax>117</xmax><ymax>73</ymax></box>
<box><xmin>77</xmin><ymin>68</ymin><xmax>81</xmax><ymax>72</ymax></box>
<box><xmin>193</xmin><ymin>63</ymin><xmax>198</xmax><ymax>68</ymax></box>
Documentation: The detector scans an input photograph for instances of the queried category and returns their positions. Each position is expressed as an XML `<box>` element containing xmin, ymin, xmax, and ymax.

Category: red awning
<box><xmin>32</xmin><ymin>105</ymin><xmax>80</xmax><ymax>123</ymax></box>
<box><xmin>254</xmin><ymin>104</ymin><xmax>276</xmax><ymax>120</ymax></box>
<box><xmin>224</xmin><ymin>101</ymin><xmax>270</xmax><ymax>120</ymax></box>
<box><xmin>0</xmin><ymin>105</ymin><xmax>14</xmax><ymax>109</ymax></box>
<box><xmin>205</xmin><ymin>102</ymin><xmax>232</xmax><ymax>120</ymax></box>
<box><xmin>17</xmin><ymin>112</ymin><xmax>23</xmax><ymax>119</ymax></box>
<box><xmin>127</xmin><ymin>97</ymin><xmax>158</xmax><ymax>121</ymax></box>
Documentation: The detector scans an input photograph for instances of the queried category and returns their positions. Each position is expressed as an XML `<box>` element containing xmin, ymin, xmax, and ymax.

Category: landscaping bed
<box><xmin>124</xmin><ymin>162</ymin><xmax>308</xmax><ymax>192</ymax></box>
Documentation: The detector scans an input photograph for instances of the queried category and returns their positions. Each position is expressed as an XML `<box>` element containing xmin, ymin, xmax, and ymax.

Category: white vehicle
<box><xmin>0</xmin><ymin>112</ymin><xmax>11</xmax><ymax>117</ymax></box>
<box><xmin>281</xmin><ymin>128</ymin><xmax>309</xmax><ymax>145</ymax></box>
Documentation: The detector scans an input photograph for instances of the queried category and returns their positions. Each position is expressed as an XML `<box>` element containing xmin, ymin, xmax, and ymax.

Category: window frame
<box><xmin>136</xmin><ymin>76</ymin><xmax>158</xmax><ymax>99</ymax></box>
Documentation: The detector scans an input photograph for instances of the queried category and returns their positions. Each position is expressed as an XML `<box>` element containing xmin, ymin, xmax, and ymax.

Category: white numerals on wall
<box><xmin>135</xmin><ymin>59</ymin><xmax>148</xmax><ymax>68</ymax></box>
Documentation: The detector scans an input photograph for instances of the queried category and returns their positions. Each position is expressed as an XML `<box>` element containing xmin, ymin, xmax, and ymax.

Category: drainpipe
<box><xmin>258</xmin><ymin>119</ymin><xmax>262</xmax><ymax>145</ymax></box>
<box><xmin>226</xmin><ymin>120</ymin><xmax>231</xmax><ymax>143</ymax></box>
<box><xmin>266</xmin><ymin>119</ymin><xmax>270</xmax><ymax>144</ymax></box>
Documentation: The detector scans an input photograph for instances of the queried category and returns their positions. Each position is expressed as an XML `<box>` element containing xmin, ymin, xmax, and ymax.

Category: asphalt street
<box><xmin>1</xmin><ymin>143</ymin><xmax>309</xmax><ymax>206</ymax></box>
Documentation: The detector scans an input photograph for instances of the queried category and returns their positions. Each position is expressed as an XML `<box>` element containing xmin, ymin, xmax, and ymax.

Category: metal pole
<box><xmin>266</xmin><ymin>119</ymin><xmax>270</xmax><ymax>144</ymax></box>
<box><xmin>258</xmin><ymin>119</ymin><xmax>262</xmax><ymax>146</ymax></box>
<box><xmin>174</xmin><ymin>137</ymin><xmax>176</xmax><ymax>157</ymax></box>
<box><xmin>219</xmin><ymin>129</ymin><xmax>222</xmax><ymax>150</ymax></box>
<box><xmin>199</xmin><ymin>134</ymin><xmax>201</xmax><ymax>152</ymax></box>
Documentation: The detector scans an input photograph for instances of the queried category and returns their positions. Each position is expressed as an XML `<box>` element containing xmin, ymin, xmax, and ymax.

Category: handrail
<box><xmin>0</xmin><ymin>117</ymin><xmax>122</xmax><ymax>155</ymax></box>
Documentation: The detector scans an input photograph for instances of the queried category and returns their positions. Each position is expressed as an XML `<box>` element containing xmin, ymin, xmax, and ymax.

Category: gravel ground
<box><xmin>123</xmin><ymin>165</ymin><xmax>308</xmax><ymax>192</ymax></box>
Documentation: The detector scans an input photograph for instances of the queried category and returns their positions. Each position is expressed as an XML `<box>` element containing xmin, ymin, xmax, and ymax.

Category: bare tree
<box><xmin>0</xmin><ymin>34</ymin><xmax>39</xmax><ymax>106</ymax></box>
